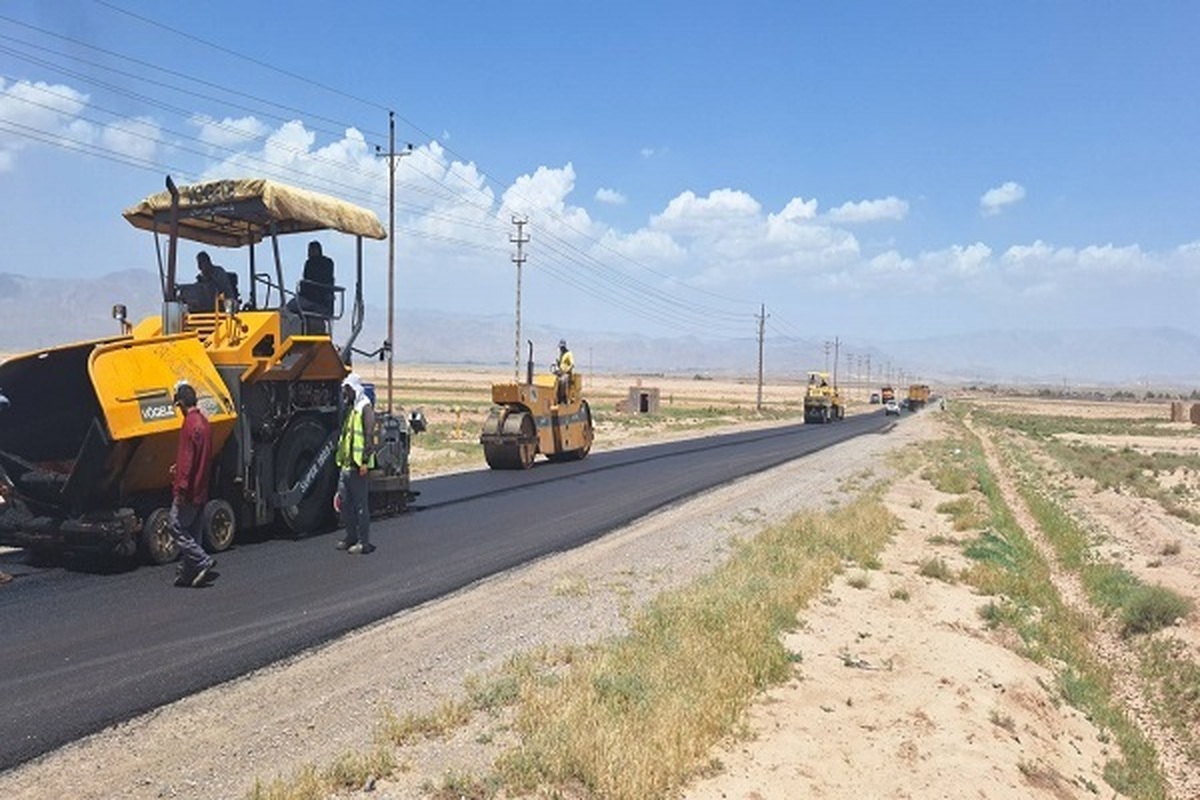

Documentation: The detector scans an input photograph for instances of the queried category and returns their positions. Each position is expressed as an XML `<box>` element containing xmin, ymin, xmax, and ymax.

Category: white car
<box><xmin>884</xmin><ymin>400</ymin><xmax>900</xmax><ymax>416</ymax></box>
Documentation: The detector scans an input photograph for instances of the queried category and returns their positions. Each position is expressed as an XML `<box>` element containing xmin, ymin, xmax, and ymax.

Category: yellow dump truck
<box><xmin>804</xmin><ymin>370</ymin><xmax>844</xmax><ymax>424</ymax></box>
<box><xmin>908</xmin><ymin>384</ymin><xmax>931</xmax><ymax>410</ymax></box>
<box><xmin>480</xmin><ymin>342</ymin><xmax>594</xmax><ymax>469</ymax></box>
<box><xmin>0</xmin><ymin>177</ymin><xmax>421</xmax><ymax>563</ymax></box>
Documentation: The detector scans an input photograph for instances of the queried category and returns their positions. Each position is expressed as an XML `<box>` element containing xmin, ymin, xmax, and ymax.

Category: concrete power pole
<box><xmin>510</xmin><ymin>216</ymin><xmax>530</xmax><ymax>381</ymax></box>
<box><xmin>845</xmin><ymin>350</ymin><xmax>854</xmax><ymax>399</ymax></box>
<box><xmin>375</xmin><ymin>111</ymin><xmax>411</xmax><ymax>413</ymax></box>
<box><xmin>832</xmin><ymin>336</ymin><xmax>841</xmax><ymax>386</ymax></box>
<box><xmin>756</xmin><ymin>303</ymin><xmax>768</xmax><ymax>411</ymax></box>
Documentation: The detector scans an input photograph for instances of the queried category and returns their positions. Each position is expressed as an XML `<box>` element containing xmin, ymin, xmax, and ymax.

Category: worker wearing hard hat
<box><xmin>334</xmin><ymin>372</ymin><xmax>376</xmax><ymax>554</ymax></box>
<box><xmin>552</xmin><ymin>339</ymin><xmax>574</xmax><ymax>404</ymax></box>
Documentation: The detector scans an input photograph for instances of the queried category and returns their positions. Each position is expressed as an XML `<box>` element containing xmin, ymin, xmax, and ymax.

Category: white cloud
<box><xmin>980</xmin><ymin>181</ymin><xmax>1026</xmax><ymax>216</ymax></box>
<box><xmin>651</xmin><ymin>189</ymin><xmax>761</xmax><ymax>234</ymax></box>
<box><xmin>826</xmin><ymin>196</ymin><xmax>909</xmax><ymax>224</ymax></box>
<box><xmin>0</xmin><ymin>79</ymin><xmax>94</xmax><ymax>164</ymax></box>
<box><xmin>771</xmin><ymin>196</ymin><xmax>819</xmax><ymax>223</ymax></box>
<box><xmin>939</xmin><ymin>242</ymin><xmax>993</xmax><ymax>276</ymax></box>
<box><xmin>190</xmin><ymin>114</ymin><xmax>270</xmax><ymax>148</ymax></box>
<box><xmin>640</xmin><ymin>147</ymin><xmax>655</xmax><ymax>159</ymax></box>
<box><xmin>595</xmin><ymin>187</ymin><xmax>626</xmax><ymax>205</ymax></box>
<box><xmin>867</xmin><ymin>250</ymin><xmax>913</xmax><ymax>275</ymax></box>
<box><xmin>602</xmin><ymin>227</ymin><xmax>685</xmax><ymax>263</ymax></box>
<box><xmin>1001</xmin><ymin>240</ymin><xmax>1150</xmax><ymax>278</ymax></box>
<box><xmin>100</xmin><ymin>116</ymin><xmax>160</xmax><ymax>163</ymax></box>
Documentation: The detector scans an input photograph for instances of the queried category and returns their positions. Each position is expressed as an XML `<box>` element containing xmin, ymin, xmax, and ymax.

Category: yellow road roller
<box><xmin>480</xmin><ymin>341</ymin><xmax>594</xmax><ymax>469</ymax></box>
<box><xmin>0</xmin><ymin>177</ymin><xmax>421</xmax><ymax>564</ymax></box>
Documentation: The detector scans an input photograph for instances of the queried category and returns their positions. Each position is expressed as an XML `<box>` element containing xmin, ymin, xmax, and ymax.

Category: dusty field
<box><xmin>1</xmin><ymin>389</ymin><xmax>1198</xmax><ymax>799</ymax></box>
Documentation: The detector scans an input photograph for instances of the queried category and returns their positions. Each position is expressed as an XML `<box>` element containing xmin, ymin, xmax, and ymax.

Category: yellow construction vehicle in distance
<box><xmin>481</xmin><ymin>341</ymin><xmax>594</xmax><ymax>469</ymax></box>
<box><xmin>804</xmin><ymin>370</ymin><xmax>844</xmax><ymax>424</ymax></box>
<box><xmin>908</xmin><ymin>384</ymin><xmax>931</xmax><ymax>410</ymax></box>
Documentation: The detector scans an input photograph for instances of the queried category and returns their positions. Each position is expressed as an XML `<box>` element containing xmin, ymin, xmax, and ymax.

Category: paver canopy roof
<box><xmin>122</xmin><ymin>178</ymin><xmax>387</xmax><ymax>247</ymax></box>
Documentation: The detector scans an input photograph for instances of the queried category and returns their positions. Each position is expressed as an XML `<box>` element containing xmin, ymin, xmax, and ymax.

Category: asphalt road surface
<box><xmin>0</xmin><ymin>412</ymin><xmax>894</xmax><ymax>770</ymax></box>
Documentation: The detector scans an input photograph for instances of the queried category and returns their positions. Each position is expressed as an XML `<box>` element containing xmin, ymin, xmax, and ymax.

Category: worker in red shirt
<box><xmin>170</xmin><ymin>382</ymin><xmax>217</xmax><ymax>587</ymax></box>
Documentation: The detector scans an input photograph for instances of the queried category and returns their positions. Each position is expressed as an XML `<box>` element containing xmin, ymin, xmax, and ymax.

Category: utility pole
<box><xmin>375</xmin><ymin>111</ymin><xmax>412</xmax><ymax>414</ymax></box>
<box><xmin>824</xmin><ymin>340</ymin><xmax>832</xmax><ymax>373</ymax></box>
<box><xmin>832</xmin><ymin>336</ymin><xmax>841</xmax><ymax>386</ymax></box>
<box><xmin>510</xmin><ymin>216</ymin><xmax>529</xmax><ymax>380</ymax></box>
<box><xmin>845</xmin><ymin>350</ymin><xmax>854</xmax><ymax>399</ymax></box>
<box><xmin>756</xmin><ymin>303</ymin><xmax>768</xmax><ymax>411</ymax></box>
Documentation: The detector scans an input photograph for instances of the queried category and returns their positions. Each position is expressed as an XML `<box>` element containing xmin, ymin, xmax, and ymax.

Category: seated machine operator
<box><xmin>287</xmin><ymin>241</ymin><xmax>336</xmax><ymax>317</ymax></box>
<box><xmin>179</xmin><ymin>251</ymin><xmax>238</xmax><ymax>313</ymax></box>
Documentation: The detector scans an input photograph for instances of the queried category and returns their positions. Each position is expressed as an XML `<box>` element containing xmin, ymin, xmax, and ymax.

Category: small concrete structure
<box><xmin>617</xmin><ymin>382</ymin><xmax>661</xmax><ymax>414</ymax></box>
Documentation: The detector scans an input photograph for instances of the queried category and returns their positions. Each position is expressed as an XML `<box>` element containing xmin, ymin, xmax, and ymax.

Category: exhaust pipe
<box><xmin>162</xmin><ymin>176</ymin><xmax>185</xmax><ymax>334</ymax></box>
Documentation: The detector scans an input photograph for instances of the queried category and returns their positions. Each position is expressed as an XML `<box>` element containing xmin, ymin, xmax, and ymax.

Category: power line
<box><xmin>2</xmin><ymin>6</ymin><xmax>782</xmax><ymax>340</ymax></box>
<box><xmin>0</xmin><ymin>20</ymin><xmax>386</xmax><ymax>141</ymax></box>
<box><xmin>90</xmin><ymin>1</ymin><xmax>390</xmax><ymax>114</ymax></box>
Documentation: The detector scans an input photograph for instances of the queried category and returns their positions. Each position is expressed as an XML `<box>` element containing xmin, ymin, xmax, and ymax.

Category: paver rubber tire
<box><xmin>139</xmin><ymin>506</ymin><xmax>179</xmax><ymax>565</ymax></box>
<box><xmin>275</xmin><ymin>417</ymin><xmax>337</xmax><ymax>536</ymax></box>
<box><xmin>201</xmin><ymin>498</ymin><xmax>236</xmax><ymax>552</ymax></box>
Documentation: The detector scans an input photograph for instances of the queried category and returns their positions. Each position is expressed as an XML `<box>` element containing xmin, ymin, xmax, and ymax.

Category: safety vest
<box><xmin>337</xmin><ymin>406</ymin><xmax>375</xmax><ymax>469</ymax></box>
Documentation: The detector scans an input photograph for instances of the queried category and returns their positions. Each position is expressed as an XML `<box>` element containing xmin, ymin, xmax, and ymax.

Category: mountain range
<box><xmin>2</xmin><ymin>270</ymin><xmax>1198</xmax><ymax>389</ymax></box>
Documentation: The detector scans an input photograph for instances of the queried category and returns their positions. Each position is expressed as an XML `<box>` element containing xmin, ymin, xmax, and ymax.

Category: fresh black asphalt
<box><xmin>0</xmin><ymin>411</ymin><xmax>894</xmax><ymax>770</ymax></box>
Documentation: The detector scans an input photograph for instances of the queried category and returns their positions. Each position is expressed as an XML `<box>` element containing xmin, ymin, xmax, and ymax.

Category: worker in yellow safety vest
<box><xmin>334</xmin><ymin>372</ymin><xmax>376</xmax><ymax>554</ymax></box>
<box><xmin>552</xmin><ymin>339</ymin><xmax>574</xmax><ymax>404</ymax></box>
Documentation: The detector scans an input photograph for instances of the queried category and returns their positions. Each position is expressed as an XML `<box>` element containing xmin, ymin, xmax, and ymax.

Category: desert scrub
<box><xmin>935</xmin><ymin>495</ymin><xmax>987</xmax><ymax>531</ymax></box>
<box><xmin>1120</xmin><ymin>585</ymin><xmax>1192</xmax><ymax>637</ymax></box>
<box><xmin>491</xmin><ymin>494</ymin><xmax>898</xmax><ymax>800</ymax></box>
<box><xmin>954</xmin><ymin>410</ymin><xmax>1170</xmax><ymax>799</ymax></box>
<box><xmin>971</xmin><ymin>409</ymin><xmax>1171</xmax><ymax>441</ymax></box>
<box><xmin>247</xmin><ymin>747</ymin><xmax>395</xmax><ymax>800</ymax></box>
<box><xmin>917</xmin><ymin>557</ymin><xmax>955</xmax><ymax>583</ymax></box>
<box><xmin>1003</xmin><ymin>444</ymin><xmax>1194</xmax><ymax>640</ymax></box>
<box><xmin>919</xmin><ymin>436</ymin><xmax>978</xmax><ymax>495</ymax></box>
<box><xmin>1037</xmin><ymin>439</ymin><xmax>1200</xmax><ymax>525</ymax></box>
<box><xmin>1141</xmin><ymin>638</ymin><xmax>1200</xmax><ymax>763</ymax></box>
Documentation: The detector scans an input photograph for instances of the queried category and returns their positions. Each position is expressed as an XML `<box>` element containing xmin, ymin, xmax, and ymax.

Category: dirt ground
<box><xmin>1</xmin><ymin>389</ymin><xmax>1197</xmax><ymax>799</ymax></box>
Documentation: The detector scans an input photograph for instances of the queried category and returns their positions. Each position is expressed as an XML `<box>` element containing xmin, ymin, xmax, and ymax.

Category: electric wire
<box><xmin>0</xmin><ymin>19</ymin><xmax>385</xmax><ymax>140</ymax></box>
<box><xmin>2</xmin><ymin>7</ymin><xmax>779</xmax><ymax>341</ymax></box>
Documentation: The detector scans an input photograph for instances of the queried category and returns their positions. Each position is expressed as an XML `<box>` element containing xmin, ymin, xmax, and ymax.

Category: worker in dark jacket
<box><xmin>198</xmin><ymin>252</ymin><xmax>237</xmax><ymax>310</ymax></box>
<box><xmin>180</xmin><ymin>252</ymin><xmax>237</xmax><ymax>312</ymax></box>
<box><xmin>287</xmin><ymin>241</ymin><xmax>336</xmax><ymax>316</ymax></box>
<box><xmin>169</xmin><ymin>382</ymin><xmax>217</xmax><ymax>587</ymax></box>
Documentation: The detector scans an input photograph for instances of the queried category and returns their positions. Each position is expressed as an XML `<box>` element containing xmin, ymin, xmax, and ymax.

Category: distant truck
<box><xmin>804</xmin><ymin>371</ymin><xmax>844</xmax><ymax>424</ymax></box>
<box><xmin>908</xmin><ymin>384</ymin><xmax>931</xmax><ymax>410</ymax></box>
<box><xmin>880</xmin><ymin>386</ymin><xmax>895</xmax><ymax>404</ymax></box>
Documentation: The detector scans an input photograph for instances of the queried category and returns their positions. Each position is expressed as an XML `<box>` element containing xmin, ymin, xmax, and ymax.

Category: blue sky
<box><xmin>1</xmin><ymin>1</ymin><xmax>1198</xmax><ymax>349</ymax></box>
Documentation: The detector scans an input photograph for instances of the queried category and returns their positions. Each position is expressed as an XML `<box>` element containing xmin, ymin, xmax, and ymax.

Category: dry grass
<box><xmin>490</xmin><ymin>495</ymin><xmax>897</xmax><ymax>799</ymax></box>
